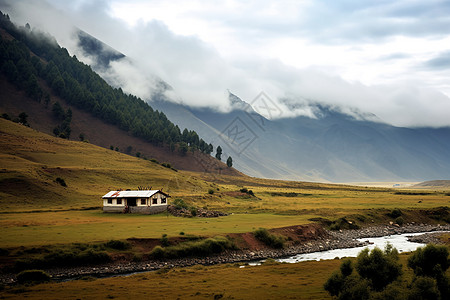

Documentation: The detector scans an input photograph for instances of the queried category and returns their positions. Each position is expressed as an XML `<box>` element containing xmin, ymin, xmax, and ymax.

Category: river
<box><xmin>243</xmin><ymin>231</ymin><xmax>448</xmax><ymax>266</ymax></box>
<box><xmin>273</xmin><ymin>231</ymin><xmax>444</xmax><ymax>264</ymax></box>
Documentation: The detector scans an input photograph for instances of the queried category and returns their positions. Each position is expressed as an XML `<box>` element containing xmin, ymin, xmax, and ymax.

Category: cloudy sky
<box><xmin>2</xmin><ymin>0</ymin><xmax>450</xmax><ymax>127</ymax></box>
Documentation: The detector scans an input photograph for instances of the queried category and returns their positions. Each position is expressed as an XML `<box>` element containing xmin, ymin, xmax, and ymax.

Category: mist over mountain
<box><xmin>66</xmin><ymin>26</ymin><xmax>450</xmax><ymax>182</ymax></box>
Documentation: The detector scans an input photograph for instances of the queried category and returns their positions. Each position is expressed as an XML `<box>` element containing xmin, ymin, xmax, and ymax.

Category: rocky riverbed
<box><xmin>1</xmin><ymin>223</ymin><xmax>448</xmax><ymax>284</ymax></box>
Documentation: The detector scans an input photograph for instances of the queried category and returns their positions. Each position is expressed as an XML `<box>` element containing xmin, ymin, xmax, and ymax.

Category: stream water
<box><xmin>273</xmin><ymin>231</ymin><xmax>442</xmax><ymax>264</ymax></box>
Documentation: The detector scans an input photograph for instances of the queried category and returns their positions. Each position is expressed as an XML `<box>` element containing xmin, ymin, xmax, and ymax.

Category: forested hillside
<box><xmin>0</xmin><ymin>11</ymin><xmax>213</xmax><ymax>156</ymax></box>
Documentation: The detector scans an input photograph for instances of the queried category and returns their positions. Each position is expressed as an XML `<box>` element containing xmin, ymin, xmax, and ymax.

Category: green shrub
<box><xmin>190</xmin><ymin>207</ymin><xmax>197</xmax><ymax>216</ymax></box>
<box><xmin>161</xmin><ymin>163</ymin><xmax>171</xmax><ymax>168</ymax></box>
<box><xmin>104</xmin><ymin>240</ymin><xmax>131</xmax><ymax>250</ymax></box>
<box><xmin>14</xmin><ymin>247</ymin><xmax>111</xmax><ymax>271</ymax></box>
<box><xmin>173</xmin><ymin>198</ymin><xmax>188</xmax><ymax>210</ymax></box>
<box><xmin>160</xmin><ymin>234</ymin><xmax>169</xmax><ymax>247</ymax></box>
<box><xmin>388</xmin><ymin>208</ymin><xmax>402</xmax><ymax>218</ymax></box>
<box><xmin>395</xmin><ymin>216</ymin><xmax>404</xmax><ymax>226</ymax></box>
<box><xmin>329</xmin><ymin>218</ymin><xmax>360</xmax><ymax>230</ymax></box>
<box><xmin>55</xmin><ymin>177</ymin><xmax>67</xmax><ymax>187</ymax></box>
<box><xmin>17</xmin><ymin>270</ymin><xmax>50</xmax><ymax>284</ymax></box>
<box><xmin>150</xmin><ymin>236</ymin><xmax>235</xmax><ymax>259</ymax></box>
<box><xmin>240</xmin><ymin>188</ymin><xmax>254</xmax><ymax>196</ymax></box>
<box><xmin>208</xmin><ymin>189</ymin><xmax>215</xmax><ymax>194</ymax></box>
<box><xmin>253</xmin><ymin>228</ymin><xmax>285</xmax><ymax>248</ymax></box>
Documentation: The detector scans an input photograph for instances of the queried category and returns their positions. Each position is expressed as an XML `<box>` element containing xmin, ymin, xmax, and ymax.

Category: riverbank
<box><xmin>1</xmin><ymin>223</ymin><xmax>448</xmax><ymax>284</ymax></box>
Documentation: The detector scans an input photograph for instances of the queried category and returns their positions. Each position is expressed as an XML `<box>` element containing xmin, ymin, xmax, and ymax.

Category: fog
<box><xmin>2</xmin><ymin>0</ymin><xmax>450</xmax><ymax>127</ymax></box>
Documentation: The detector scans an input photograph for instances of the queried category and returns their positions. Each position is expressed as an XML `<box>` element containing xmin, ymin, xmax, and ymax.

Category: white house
<box><xmin>102</xmin><ymin>190</ymin><xmax>169</xmax><ymax>214</ymax></box>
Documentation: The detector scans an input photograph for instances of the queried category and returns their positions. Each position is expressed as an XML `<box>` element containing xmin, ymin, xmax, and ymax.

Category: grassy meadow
<box><xmin>1</xmin><ymin>118</ymin><xmax>449</xmax><ymax>246</ymax></box>
<box><xmin>1</xmin><ymin>118</ymin><xmax>449</xmax><ymax>299</ymax></box>
<box><xmin>1</xmin><ymin>253</ymin><xmax>438</xmax><ymax>300</ymax></box>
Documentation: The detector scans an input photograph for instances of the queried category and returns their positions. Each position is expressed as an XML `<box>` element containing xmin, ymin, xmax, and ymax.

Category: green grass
<box><xmin>0</xmin><ymin>211</ymin><xmax>314</xmax><ymax>247</ymax></box>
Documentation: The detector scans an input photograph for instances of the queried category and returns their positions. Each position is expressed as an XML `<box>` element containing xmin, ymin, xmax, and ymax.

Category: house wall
<box><xmin>103</xmin><ymin>205</ymin><xmax>167</xmax><ymax>214</ymax></box>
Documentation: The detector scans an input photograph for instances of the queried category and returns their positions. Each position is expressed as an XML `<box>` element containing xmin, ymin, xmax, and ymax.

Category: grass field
<box><xmin>1</xmin><ymin>118</ymin><xmax>449</xmax><ymax>248</ymax></box>
<box><xmin>0</xmin><ymin>253</ymin><xmax>430</xmax><ymax>300</ymax></box>
<box><xmin>0</xmin><ymin>211</ymin><xmax>315</xmax><ymax>247</ymax></box>
<box><xmin>1</xmin><ymin>113</ymin><xmax>450</xmax><ymax>299</ymax></box>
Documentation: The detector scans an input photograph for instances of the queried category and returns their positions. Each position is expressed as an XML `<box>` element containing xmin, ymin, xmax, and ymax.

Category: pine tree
<box><xmin>226</xmin><ymin>156</ymin><xmax>233</xmax><ymax>167</ymax></box>
<box><xmin>215</xmin><ymin>146</ymin><xmax>222</xmax><ymax>160</ymax></box>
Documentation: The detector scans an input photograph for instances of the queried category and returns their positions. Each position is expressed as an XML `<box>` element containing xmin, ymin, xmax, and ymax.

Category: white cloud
<box><xmin>1</xmin><ymin>0</ymin><xmax>450</xmax><ymax>127</ymax></box>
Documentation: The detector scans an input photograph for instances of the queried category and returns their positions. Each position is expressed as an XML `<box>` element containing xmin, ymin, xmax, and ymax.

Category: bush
<box><xmin>14</xmin><ymin>247</ymin><xmax>111</xmax><ymax>271</ymax></box>
<box><xmin>395</xmin><ymin>216</ymin><xmax>405</xmax><ymax>226</ymax></box>
<box><xmin>253</xmin><ymin>228</ymin><xmax>285</xmax><ymax>248</ymax></box>
<box><xmin>17</xmin><ymin>270</ymin><xmax>50</xmax><ymax>284</ymax></box>
<box><xmin>208</xmin><ymin>189</ymin><xmax>215</xmax><ymax>194</ymax></box>
<box><xmin>150</xmin><ymin>236</ymin><xmax>235</xmax><ymax>259</ymax></box>
<box><xmin>240</xmin><ymin>188</ymin><xmax>255</xmax><ymax>196</ymax></box>
<box><xmin>388</xmin><ymin>208</ymin><xmax>402</xmax><ymax>218</ymax></box>
<box><xmin>325</xmin><ymin>245</ymin><xmax>403</xmax><ymax>299</ymax></box>
<box><xmin>55</xmin><ymin>177</ymin><xmax>67</xmax><ymax>187</ymax></box>
<box><xmin>409</xmin><ymin>277</ymin><xmax>441</xmax><ymax>300</ymax></box>
<box><xmin>173</xmin><ymin>198</ymin><xmax>188</xmax><ymax>210</ymax></box>
<box><xmin>408</xmin><ymin>244</ymin><xmax>449</xmax><ymax>278</ymax></box>
<box><xmin>104</xmin><ymin>240</ymin><xmax>131</xmax><ymax>250</ymax></box>
<box><xmin>160</xmin><ymin>234</ymin><xmax>169</xmax><ymax>247</ymax></box>
<box><xmin>190</xmin><ymin>207</ymin><xmax>197</xmax><ymax>217</ymax></box>
<box><xmin>161</xmin><ymin>163</ymin><xmax>171</xmax><ymax>169</ymax></box>
<box><xmin>356</xmin><ymin>245</ymin><xmax>402</xmax><ymax>291</ymax></box>
<box><xmin>329</xmin><ymin>218</ymin><xmax>360</xmax><ymax>230</ymax></box>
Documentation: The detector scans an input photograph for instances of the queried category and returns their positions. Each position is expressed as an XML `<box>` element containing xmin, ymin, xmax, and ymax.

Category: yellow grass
<box><xmin>0</xmin><ymin>260</ymin><xmax>341</xmax><ymax>299</ymax></box>
<box><xmin>1</xmin><ymin>118</ymin><xmax>449</xmax><ymax>248</ymax></box>
<box><xmin>0</xmin><ymin>211</ymin><xmax>314</xmax><ymax>247</ymax></box>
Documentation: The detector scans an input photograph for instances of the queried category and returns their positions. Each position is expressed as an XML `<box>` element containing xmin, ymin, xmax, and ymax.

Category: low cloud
<box><xmin>2</xmin><ymin>0</ymin><xmax>450</xmax><ymax>128</ymax></box>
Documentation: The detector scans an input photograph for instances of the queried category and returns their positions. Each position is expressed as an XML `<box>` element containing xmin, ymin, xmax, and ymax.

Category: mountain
<box><xmin>8</xmin><ymin>12</ymin><xmax>448</xmax><ymax>183</ymax></box>
<box><xmin>0</xmin><ymin>12</ymin><xmax>240</xmax><ymax>176</ymax></box>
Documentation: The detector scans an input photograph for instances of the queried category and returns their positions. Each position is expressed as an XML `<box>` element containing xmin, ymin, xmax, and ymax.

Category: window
<box><xmin>161</xmin><ymin>198</ymin><xmax>166</xmax><ymax>204</ymax></box>
<box><xmin>141</xmin><ymin>199</ymin><xmax>146</xmax><ymax>205</ymax></box>
<box><xmin>152</xmin><ymin>198</ymin><xmax>157</xmax><ymax>204</ymax></box>
<box><xmin>107</xmin><ymin>199</ymin><xmax>112</xmax><ymax>204</ymax></box>
<box><xmin>117</xmin><ymin>199</ymin><xmax>122</xmax><ymax>205</ymax></box>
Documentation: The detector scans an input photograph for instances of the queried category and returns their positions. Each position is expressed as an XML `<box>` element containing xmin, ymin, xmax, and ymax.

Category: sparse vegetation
<box><xmin>388</xmin><ymin>208</ymin><xmax>403</xmax><ymax>218</ymax></box>
<box><xmin>16</xmin><ymin>270</ymin><xmax>50</xmax><ymax>284</ymax></box>
<box><xmin>55</xmin><ymin>177</ymin><xmax>67</xmax><ymax>187</ymax></box>
<box><xmin>240</xmin><ymin>187</ymin><xmax>255</xmax><ymax>196</ymax></box>
<box><xmin>253</xmin><ymin>228</ymin><xmax>285</xmax><ymax>248</ymax></box>
<box><xmin>149</xmin><ymin>236</ymin><xmax>235</xmax><ymax>259</ymax></box>
<box><xmin>329</xmin><ymin>217</ymin><xmax>360</xmax><ymax>230</ymax></box>
<box><xmin>104</xmin><ymin>240</ymin><xmax>131</xmax><ymax>251</ymax></box>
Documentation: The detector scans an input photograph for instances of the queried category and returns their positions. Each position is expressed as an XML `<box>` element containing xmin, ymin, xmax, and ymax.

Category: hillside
<box><xmin>0</xmin><ymin>12</ymin><xmax>239</xmax><ymax>176</ymax></box>
<box><xmin>413</xmin><ymin>180</ymin><xmax>450</xmax><ymax>189</ymax></box>
<box><xmin>0</xmin><ymin>117</ymin><xmax>240</xmax><ymax>212</ymax></box>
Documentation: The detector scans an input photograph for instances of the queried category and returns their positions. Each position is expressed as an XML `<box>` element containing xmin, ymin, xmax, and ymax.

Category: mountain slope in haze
<box><xmin>0</xmin><ymin>13</ymin><xmax>240</xmax><ymax>176</ymax></box>
<box><xmin>30</xmin><ymin>13</ymin><xmax>450</xmax><ymax>183</ymax></box>
<box><xmin>155</xmin><ymin>99</ymin><xmax>450</xmax><ymax>182</ymax></box>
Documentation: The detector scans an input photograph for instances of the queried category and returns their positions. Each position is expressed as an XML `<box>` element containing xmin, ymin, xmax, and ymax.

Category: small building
<box><xmin>102</xmin><ymin>190</ymin><xmax>169</xmax><ymax>214</ymax></box>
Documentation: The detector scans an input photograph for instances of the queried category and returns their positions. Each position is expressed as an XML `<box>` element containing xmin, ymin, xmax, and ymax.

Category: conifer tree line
<box><xmin>0</xmin><ymin>12</ymin><xmax>218</xmax><ymax>156</ymax></box>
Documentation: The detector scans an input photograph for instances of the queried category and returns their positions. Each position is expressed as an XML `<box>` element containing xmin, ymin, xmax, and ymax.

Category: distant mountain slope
<box><xmin>413</xmin><ymin>180</ymin><xmax>450</xmax><ymax>189</ymax></box>
<box><xmin>151</xmin><ymin>96</ymin><xmax>450</xmax><ymax>182</ymax></box>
